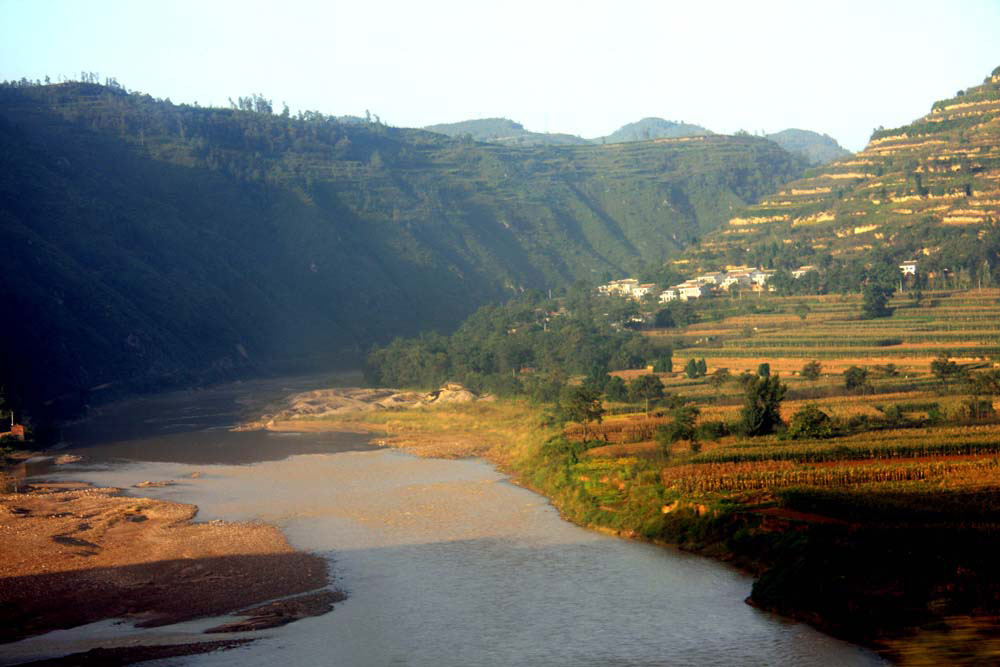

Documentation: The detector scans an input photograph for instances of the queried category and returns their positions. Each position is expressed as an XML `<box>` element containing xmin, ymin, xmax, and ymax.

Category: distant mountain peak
<box><xmin>422</xmin><ymin>118</ymin><xmax>588</xmax><ymax>146</ymax></box>
<box><xmin>765</xmin><ymin>129</ymin><xmax>851</xmax><ymax>165</ymax></box>
<box><xmin>598</xmin><ymin>118</ymin><xmax>713</xmax><ymax>144</ymax></box>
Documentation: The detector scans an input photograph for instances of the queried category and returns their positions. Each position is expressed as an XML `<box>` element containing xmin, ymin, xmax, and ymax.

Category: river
<box><xmin>6</xmin><ymin>377</ymin><xmax>887</xmax><ymax>666</ymax></box>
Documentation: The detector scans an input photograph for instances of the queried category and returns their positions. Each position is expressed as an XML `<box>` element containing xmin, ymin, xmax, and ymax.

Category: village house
<box><xmin>791</xmin><ymin>265</ymin><xmax>818</xmax><ymax>279</ymax></box>
<box><xmin>721</xmin><ymin>271</ymin><xmax>752</xmax><ymax>289</ymax></box>
<box><xmin>632</xmin><ymin>283</ymin><xmax>657</xmax><ymax>299</ymax></box>
<box><xmin>694</xmin><ymin>271</ymin><xmax>726</xmax><ymax>286</ymax></box>
<box><xmin>676</xmin><ymin>281</ymin><xmax>709</xmax><ymax>300</ymax></box>
<box><xmin>598</xmin><ymin>278</ymin><xmax>640</xmax><ymax>297</ymax></box>
<box><xmin>658</xmin><ymin>288</ymin><xmax>679</xmax><ymax>303</ymax></box>
<box><xmin>749</xmin><ymin>268</ymin><xmax>774</xmax><ymax>288</ymax></box>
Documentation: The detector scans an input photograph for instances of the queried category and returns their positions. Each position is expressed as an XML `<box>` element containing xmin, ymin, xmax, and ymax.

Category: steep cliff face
<box><xmin>688</xmin><ymin>66</ymin><xmax>1000</xmax><ymax>271</ymax></box>
<box><xmin>0</xmin><ymin>83</ymin><xmax>805</xmax><ymax>414</ymax></box>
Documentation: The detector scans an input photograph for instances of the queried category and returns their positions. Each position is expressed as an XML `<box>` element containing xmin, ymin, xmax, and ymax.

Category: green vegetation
<box><xmin>764</xmin><ymin>128</ymin><xmax>851</xmax><ymax>166</ymax></box>
<box><xmin>801</xmin><ymin>359</ymin><xmax>822</xmax><ymax>380</ymax></box>
<box><xmin>737</xmin><ymin>373</ymin><xmax>787</xmax><ymax>435</ymax></box>
<box><xmin>365</xmin><ymin>288</ymin><xmax>655</xmax><ymax>395</ymax></box>
<box><xmin>0</xmin><ymin>80</ymin><xmax>807</xmax><ymax>422</ymax></box>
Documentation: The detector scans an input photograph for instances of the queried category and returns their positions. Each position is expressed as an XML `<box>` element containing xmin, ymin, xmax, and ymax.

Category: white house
<box><xmin>598</xmin><ymin>278</ymin><xmax>640</xmax><ymax>296</ymax></box>
<box><xmin>721</xmin><ymin>271</ymin><xmax>752</xmax><ymax>289</ymax></box>
<box><xmin>658</xmin><ymin>288</ymin><xmax>679</xmax><ymax>303</ymax></box>
<box><xmin>695</xmin><ymin>271</ymin><xmax>726</xmax><ymax>286</ymax></box>
<box><xmin>632</xmin><ymin>283</ymin><xmax>657</xmax><ymax>299</ymax></box>
<box><xmin>750</xmin><ymin>269</ymin><xmax>774</xmax><ymax>288</ymax></box>
<box><xmin>676</xmin><ymin>281</ymin><xmax>709</xmax><ymax>300</ymax></box>
<box><xmin>791</xmin><ymin>265</ymin><xmax>818</xmax><ymax>279</ymax></box>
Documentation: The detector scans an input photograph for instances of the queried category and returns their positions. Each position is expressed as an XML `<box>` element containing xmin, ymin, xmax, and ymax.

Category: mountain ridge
<box><xmin>424</xmin><ymin>116</ymin><xmax>850</xmax><ymax>165</ymax></box>
<box><xmin>0</xmin><ymin>82</ymin><xmax>806</xmax><ymax>417</ymax></box>
<box><xmin>684</xmin><ymin>65</ymin><xmax>1000</xmax><ymax>286</ymax></box>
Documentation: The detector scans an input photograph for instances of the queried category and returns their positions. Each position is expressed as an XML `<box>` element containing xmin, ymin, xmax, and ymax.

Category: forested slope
<box><xmin>0</xmin><ymin>82</ymin><xmax>805</xmax><ymax>416</ymax></box>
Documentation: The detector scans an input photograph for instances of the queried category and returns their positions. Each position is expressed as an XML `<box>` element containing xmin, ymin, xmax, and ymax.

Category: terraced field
<box><xmin>577</xmin><ymin>288</ymin><xmax>1000</xmax><ymax>516</ymax></box>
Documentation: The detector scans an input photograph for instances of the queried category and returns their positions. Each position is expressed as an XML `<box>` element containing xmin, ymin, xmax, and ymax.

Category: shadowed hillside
<box><xmin>0</xmin><ymin>82</ymin><xmax>806</xmax><ymax>418</ymax></box>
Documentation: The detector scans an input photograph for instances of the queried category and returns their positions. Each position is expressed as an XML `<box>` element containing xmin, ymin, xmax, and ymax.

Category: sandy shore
<box><xmin>0</xmin><ymin>482</ymin><xmax>339</xmax><ymax>648</ymax></box>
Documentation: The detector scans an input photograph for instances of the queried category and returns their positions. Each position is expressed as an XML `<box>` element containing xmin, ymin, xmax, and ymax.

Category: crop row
<box><xmin>662</xmin><ymin>459</ymin><xmax>1000</xmax><ymax>493</ymax></box>
<box><xmin>694</xmin><ymin>436</ymin><xmax>1000</xmax><ymax>464</ymax></box>
<box><xmin>678</xmin><ymin>346</ymin><xmax>1000</xmax><ymax>359</ymax></box>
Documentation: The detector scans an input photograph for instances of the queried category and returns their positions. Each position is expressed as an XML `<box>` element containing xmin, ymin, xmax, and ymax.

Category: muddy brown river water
<box><xmin>3</xmin><ymin>377</ymin><xmax>887</xmax><ymax>666</ymax></box>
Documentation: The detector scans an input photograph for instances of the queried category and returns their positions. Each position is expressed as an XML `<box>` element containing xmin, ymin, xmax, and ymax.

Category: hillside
<box><xmin>687</xmin><ymin>66</ymin><xmax>1000</xmax><ymax>279</ymax></box>
<box><xmin>0</xmin><ymin>82</ymin><xmax>806</xmax><ymax>418</ymax></box>
<box><xmin>599</xmin><ymin>117</ymin><xmax>712</xmax><ymax>143</ymax></box>
<box><xmin>423</xmin><ymin>118</ymin><xmax>590</xmax><ymax>146</ymax></box>
<box><xmin>765</xmin><ymin>129</ymin><xmax>850</xmax><ymax>165</ymax></box>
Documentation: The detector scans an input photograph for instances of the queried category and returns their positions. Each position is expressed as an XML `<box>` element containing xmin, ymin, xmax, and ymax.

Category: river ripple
<box><xmin>43</xmin><ymin>443</ymin><xmax>885</xmax><ymax>667</ymax></box>
<box><xmin>17</xmin><ymin>379</ymin><xmax>886</xmax><ymax>666</ymax></box>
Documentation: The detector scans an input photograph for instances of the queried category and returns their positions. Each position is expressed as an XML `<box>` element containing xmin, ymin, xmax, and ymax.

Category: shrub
<box><xmin>708</xmin><ymin>368</ymin><xmax>731</xmax><ymax>390</ymax></box>
<box><xmin>931</xmin><ymin>353</ymin><xmax>963</xmax><ymax>383</ymax></box>
<box><xmin>787</xmin><ymin>405</ymin><xmax>834</xmax><ymax>439</ymax></box>
<box><xmin>844</xmin><ymin>366</ymin><xmax>870</xmax><ymax>393</ymax></box>
<box><xmin>696</xmin><ymin>420</ymin><xmax>729</xmax><ymax>441</ymax></box>
<box><xmin>801</xmin><ymin>360</ymin><xmax>822</xmax><ymax>381</ymax></box>
<box><xmin>654</xmin><ymin>308</ymin><xmax>676</xmax><ymax>328</ymax></box>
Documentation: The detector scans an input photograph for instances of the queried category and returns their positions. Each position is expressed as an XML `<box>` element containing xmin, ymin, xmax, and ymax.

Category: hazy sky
<box><xmin>2</xmin><ymin>0</ymin><xmax>998</xmax><ymax>151</ymax></box>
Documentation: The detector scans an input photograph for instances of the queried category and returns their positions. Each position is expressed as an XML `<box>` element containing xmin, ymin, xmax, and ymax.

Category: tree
<box><xmin>930</xmin><ymin>353</ymin><xmax>963</xmax><ymax>384</ymax></box>
<box><xmin>629</xmin><ymin>374</ymin><xmax>665</xmax><ymax>415</ymax></box>
<box><xmin>654</xmin><ymin>308</ymin><xmax>676</xmax><ymax>328</ymax></box>
<box><xmin>757</xmin><ymin>362</ymin><xmax>771</xmax><ymax>378</ymax></box>
<box><xmin>696</xmin><ymin>358</ymin><xmax>708</xmax><ymax>377</ymax></box>
<box><xmin>738</xmin><ymin>374</ymin><xmax>787</xmax><ymax>436</ymax></box>
<box><xmin>604</xmin><ymin>376</ymin><xmax>629</xmax><ymax>402</ymax></box>
<box><xmin>684</xmin><ymin>358</ymin><xmax>699</xmax><ymax>379</ymax></box>
<box><xmin>844</xmin><ymin>366</ymin><xmax>870</xmax><ymax>393</ymax></box>
<box><xmin>667</xmin><ymin>403</ymin><xmax>700</xmax><ymax>443</ymax></box>
<box><xmin>787</xmin><ymin>405</ymin><xmax>834</xmax><ymax>439</ymax></box>
<box><xmin>861</xmin><ymin>284</ymin><xmax>894</xmax><ymax>318</ymax></box>
<box><xmin>565</xmin><ymin>385</ymin><xmax>605</xmax><ymax>441</ymax></box>
<box><xmin>801</xmin><ymin>360</ymin><xmax>822</xmax><ymax>381</ymax></box>
<box><xmin>652</xmin><ymin>355</ymin><xmax>673</xmax><ymax>373</ymax></box>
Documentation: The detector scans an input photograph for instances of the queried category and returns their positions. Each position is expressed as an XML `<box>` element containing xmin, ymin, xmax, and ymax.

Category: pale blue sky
<box><xmin>1</xmin><ymin>0</ymin><xmax>998</xmax><ymax>151</ymax></box>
